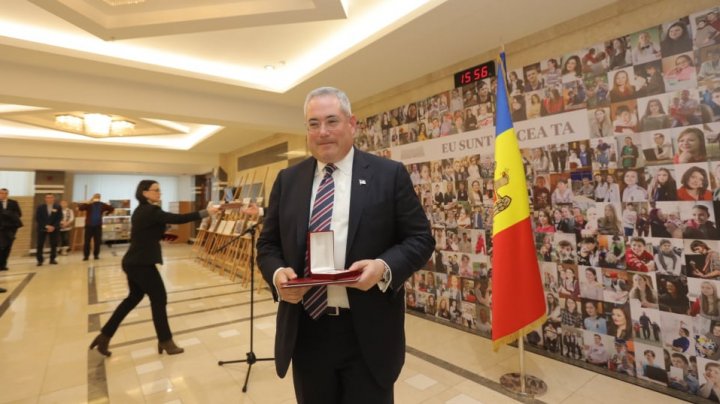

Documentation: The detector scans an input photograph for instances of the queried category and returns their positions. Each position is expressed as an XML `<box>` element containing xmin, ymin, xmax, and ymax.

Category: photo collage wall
<box><xmin>354</xmin><ymin>6</ymin><xmax>720</xmax><ymax>401</ymax></box>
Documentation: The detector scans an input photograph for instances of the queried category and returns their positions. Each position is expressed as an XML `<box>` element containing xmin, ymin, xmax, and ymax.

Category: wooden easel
<box><xmin>71</xmin><ymin>208</ymin><xmax>86</xmax><ymax>253</ymax></box>
<box><xmin>194</xmin><ymin>168</ymin><xmax>268</xmax><ymax>290</ymax></box>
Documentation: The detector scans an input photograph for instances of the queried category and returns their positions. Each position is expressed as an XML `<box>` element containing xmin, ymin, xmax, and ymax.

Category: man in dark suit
<box><xmin>558</xmin><ymin>144</ymin><xmax>568</xmax><ymax>172</ymax></box>
<box><xmin>257</xmin><ymin>87</ymin><xmax>434</xmax><ymax>404</ymax></box>
<box><xmin>0</xmin><ymin>188</ymin><xmax>23</xmax><ymax>271</ymax></box>
<box><xmin>471</xmin><ymin>206</ymin><xmax>483</xmax><ymax>229</ymax></box>
<box><xmin>35</xmin><ymin>193</ymin><xmax>62</xmax><ymax>266</ymax></box>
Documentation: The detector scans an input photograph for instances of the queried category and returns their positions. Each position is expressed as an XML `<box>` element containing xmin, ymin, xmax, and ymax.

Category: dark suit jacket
<box><xmin>0</xmin><ymin>199</ymin><xmax>23</xmax><ymax>230</ymax></box>
<box><xmin>78</xmin><ymin>201</ymin><xmax>114</xmax><ymax>227</ymax></box>
<box><xmin>122</xmin><ymin>203</ymin><xmax>201</xmax><ymax>267</ymax></box>
<box><xmin>257</xmin><ymin>148</ymin><xmax>435</xmax><ymax>388</ymax></box>
<box><xmin>35</xmin><ymin>203</ymin><xmax>62</xmax><ymax>231</ymax></box>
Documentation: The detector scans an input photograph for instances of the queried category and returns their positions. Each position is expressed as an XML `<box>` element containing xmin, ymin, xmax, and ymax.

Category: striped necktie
<box><xmin>303</xmin><ymin>163</ymin><xmax>336</xmax><ymax>319</ymax></box>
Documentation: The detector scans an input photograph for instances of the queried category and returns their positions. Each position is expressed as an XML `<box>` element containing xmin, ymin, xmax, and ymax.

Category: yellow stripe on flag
<box><xmin>492</xmin><ymin>127</ymin><xmax>530</xmax><ymax>236</ymax></box>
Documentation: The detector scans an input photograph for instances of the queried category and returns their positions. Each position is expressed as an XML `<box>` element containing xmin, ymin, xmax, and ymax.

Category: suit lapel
<box><xmin>346</xmin><ymin>150</ymin><xmax>373</xmax><ymax>261</ymax></box>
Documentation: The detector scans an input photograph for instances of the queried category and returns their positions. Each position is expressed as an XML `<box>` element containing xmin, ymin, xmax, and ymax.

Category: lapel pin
<box><xmin>359</xmin><ymin>179</ymin><xmax>366</xmax><ymax>185</ymax></box>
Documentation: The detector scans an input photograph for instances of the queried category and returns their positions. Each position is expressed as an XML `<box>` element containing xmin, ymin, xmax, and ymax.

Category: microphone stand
<box><xmin>217</xmin><ymin>223</ymin><xmax>274</xmax><ymax>393</ymax></box>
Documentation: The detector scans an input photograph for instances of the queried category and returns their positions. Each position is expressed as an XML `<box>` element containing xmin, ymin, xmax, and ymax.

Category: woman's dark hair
<box><xmin>663</xmin><ymin>276</ymin><xmax>686</xmax><ymax>295</ymax></box>
<box><xmin>562</xmin><ymin>55</ymin><xmax>582</xmax><ymax>76</ymax></box>
<box><xmin>664</xmin><ymin>21</ymin><xmax>688</xmax><ymax>40</ymax></box>
<box><xmin>643</xmin><ymin>99</ymin><xmax>667</xmax><ymax>116</ymax></box>
<box><xmin>656</xmin><ymin>168</ymin><xmax>676</xmax><ymax>188</ymax></box>
<box><xmin>681</xmin><ymin>166</ymin><xmax>709</xmax><ymax>190</ymax></box>
<box><xmin>135</xmin><ymin>179</ymin><xmax>158</xmax><ymax>204</ymax></box>
<box><xmin>690</xmin><ymin>239</ymin><xmax>710</xmax><ymax>251</ymax></box>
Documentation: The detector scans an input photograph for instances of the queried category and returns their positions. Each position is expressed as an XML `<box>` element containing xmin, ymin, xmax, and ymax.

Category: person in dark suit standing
<box><xmin>35</xmin><ymin>193</ymin><xmax>62</xmax><ymax>266</ymax></box>
<box><xmin>558</xmin><ymin>144</ymin><xmax>569</xmax><ymax>173</ymax></box>
<box><xmin>89</xmin><ymin>180</ymin><xmax>218</xmax><ymax>357</ymax></box>
<box><xmin>257</xmin><ymin>87</ymin><xmax>435</xmax><ymax>404</ymax></box>
<box><xmin>0</xmin><ymin>188</ymin><xmax>23</xmax><ymax>271</ymax></box>
<box><xmin>78</xmin><ymin>193</ymin><xmax>114</xmax><ymax>260</ymax></box>
<box><xmin>549</xmin><ymin>145</ymin><xmax>560</xmax><ymax>172</ymax></box>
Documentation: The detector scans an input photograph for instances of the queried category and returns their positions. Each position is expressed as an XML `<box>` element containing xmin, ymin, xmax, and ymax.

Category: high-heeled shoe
<box><xmin>89</xmin><ymin>333</ymin><xmax>112</xmax><ymax>357</ymax></box>
<box><xmin>158</xmin><ymin>339</ymin><xmax>184</xmax><ymax>355</ymax></box>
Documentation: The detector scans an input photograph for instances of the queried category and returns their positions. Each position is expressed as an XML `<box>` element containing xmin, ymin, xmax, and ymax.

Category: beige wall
<box><xmin>352</xmin><ymin>0</ymin><xmax>719</xmax><ymax>120</ymax></box>
<box><xmin>220</xmin><ymin>132</ymin><xmax>307</xmax><ymax>203</ymax></box>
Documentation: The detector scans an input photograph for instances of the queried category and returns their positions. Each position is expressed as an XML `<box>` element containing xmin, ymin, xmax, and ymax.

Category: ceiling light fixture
<box><xmin>101</xmin><ymin>0</ymin><xmax>146</xmax><ymax>6</ymax></box>
<box><xmin>83</xmin><ymin>113</ymin><xmax>112</xmax><ymax>136</ymax></box>
<box><xmin>55</xmin><ymin>114</ymin><xmax>83</xmax><ymax>131</ymax></box>
<box><xmin>54</xmin><ymin>113</ymin><xmax>135</xmax><ymax>138</ymax></box>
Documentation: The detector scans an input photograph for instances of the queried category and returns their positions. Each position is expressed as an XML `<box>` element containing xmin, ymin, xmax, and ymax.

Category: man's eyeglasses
<box><xmin>307</xmin><ymin>117</ymin><xmax>342</xmax><ymax>133</ymax></box>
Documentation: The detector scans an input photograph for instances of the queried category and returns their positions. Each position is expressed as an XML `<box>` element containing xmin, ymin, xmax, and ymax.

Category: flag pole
<box><xmin>500</xmin><ymin>331</ymin><xmax>548</xmax><ymax>397</ymax></box>
<box><xmin>493</xmin><ymin>47</ymin><xmax>547</xmax><ymax>397</ymax></box>
<box><xmin>519</xmin><ymin>336</ymin><xmax>526</xmax><ymax>394</ymax></box>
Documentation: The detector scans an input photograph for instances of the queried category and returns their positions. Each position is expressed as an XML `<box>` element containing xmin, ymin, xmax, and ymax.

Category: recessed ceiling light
<box><xmin>0</xmin><ymin>0</ymin><xmax>441</xmax><ymax>92</ymax></box>
<box><xmin>101</xmin><ymin>0</ymin><xmax>146</xmax><ymax>6</ymax></box>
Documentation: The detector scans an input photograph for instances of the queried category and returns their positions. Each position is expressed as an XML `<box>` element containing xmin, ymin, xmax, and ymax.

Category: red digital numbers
<box><xmin>460</xmin><ymin>65</ymin><xmax>489</xmax><ymax>84</ymax></box>
<box><xmin>462</xmin><ymin>71</ymin><xmax>472</xmax><ymax>84</ymax></box>
<box><xmin>474</xmin><ymin>65</ymin><xmax>488</xmax><ymax>80</ymax></box>
<box><xmin>454</xmin><ymin>61</ymin><xmax>495</xmax><ymax>88</ymax></box>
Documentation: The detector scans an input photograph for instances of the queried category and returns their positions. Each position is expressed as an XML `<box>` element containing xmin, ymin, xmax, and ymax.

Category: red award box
<box><xmin>281</xmin><ymin>231</ymin><xmax>362</xmax><ymax>288</ymax></box>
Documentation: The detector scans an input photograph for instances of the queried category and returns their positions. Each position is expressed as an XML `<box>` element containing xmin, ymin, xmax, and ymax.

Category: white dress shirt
<box><xmin>313</xmin><ymin>149</ymin><xmax>354</xmax><ymax>308</ymax></box>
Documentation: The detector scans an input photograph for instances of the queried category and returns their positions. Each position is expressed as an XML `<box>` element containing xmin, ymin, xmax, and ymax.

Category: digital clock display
<box><xmin>453</xmin><ymin>61</ymin><xmax>496</xmax><ymax>88</ymax></box>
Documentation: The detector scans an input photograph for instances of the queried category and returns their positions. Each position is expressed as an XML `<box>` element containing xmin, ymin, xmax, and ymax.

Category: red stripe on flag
<box><xmin>491</xmin><ymin>217</ymin><xmax>546</xmax><ymax>341</ymax></box>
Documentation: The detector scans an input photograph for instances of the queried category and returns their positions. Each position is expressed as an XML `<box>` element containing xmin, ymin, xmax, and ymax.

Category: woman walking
<box><xmin>90</xmin><ymin>180</ymin><xmax>218</xmax><ymax>356</ymax></box>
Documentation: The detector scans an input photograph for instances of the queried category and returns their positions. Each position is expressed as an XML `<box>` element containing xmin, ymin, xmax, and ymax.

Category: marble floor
<box><xmin>0</xmin><ymin>244</ymin><xmax>686</xmax><ymax>403</ymax></box>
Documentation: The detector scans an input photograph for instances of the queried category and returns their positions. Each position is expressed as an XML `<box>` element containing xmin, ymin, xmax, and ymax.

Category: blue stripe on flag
<box><xmin>495</xmin><ymin>52</ymin><xmax>513</xmax><ymax>136</ymax></box>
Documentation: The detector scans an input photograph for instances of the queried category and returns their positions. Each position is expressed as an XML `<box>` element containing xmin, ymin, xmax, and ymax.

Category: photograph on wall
<box><xmin>363</xmin><ymin>5</ymin><xmax>720</xmax><ymax>400</ymax></box>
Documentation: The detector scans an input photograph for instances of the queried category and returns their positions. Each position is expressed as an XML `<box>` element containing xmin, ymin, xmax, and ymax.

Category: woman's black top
<box><xmin>122</xmin><ymin>203</ymin><xmax>202</xmax><ymax>267</ymax></box>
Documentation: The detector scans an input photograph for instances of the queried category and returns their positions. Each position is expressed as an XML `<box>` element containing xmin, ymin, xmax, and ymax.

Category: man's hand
<box><xmin>347</xmin><ymin>259</ymin><xmax>385</xmax><ymax>291</ymax></box>
<box><xmin>45</xmin><ymin>225</ymin><xmax>55</xmax><ymax>233</ymax></box>
<box><xmin>275</xmin><ymin>267</ymin><xmax>309</xmax><ymax>304</ymax></box>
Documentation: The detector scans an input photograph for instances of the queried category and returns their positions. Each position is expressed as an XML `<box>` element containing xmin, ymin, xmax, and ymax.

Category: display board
<box><xmin>103</xmin><ymin>199</ymin><xmax>131</xmax><ymax>243</ymax></box>
<box><xmin>353</xmin><ymin>6</ymin><xmax>720</xmax><ymax>401</ymax></box>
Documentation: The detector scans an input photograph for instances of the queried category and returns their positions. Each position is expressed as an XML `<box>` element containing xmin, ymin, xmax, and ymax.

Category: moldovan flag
<box><xmin>491</xmin><ymin>53</ymin><xmax>546</xmax><ymax>350</ymax></box>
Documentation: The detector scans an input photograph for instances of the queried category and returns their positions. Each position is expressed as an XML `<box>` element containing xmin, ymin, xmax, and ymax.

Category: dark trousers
<box><xmin>101</xmin><ymin>264</ymin><xmax>172</xmax><ymax>342</ymax></box>
<box><xmin>292</xmin><ymin>309</ymin><xmax>393</xmax><ymax>404</ymax></box>
<box><xmin>84</xmin><ymin>225</ymin><xmax>102</xmax><ymax>258</ymax></box>
<box><xmin>0</xmin><ymin>229</ymin><xmax>17</xmax><ymax>268</ymax></box>
<box><xmin>642</xmin><ymin>325</ymin><xmax>651</xmax><ymax>339</ymax></box>
<box><xmin>36</xmin><ymin>230</ymin><xmax>58</xmax><ymax>263</ymax></box>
